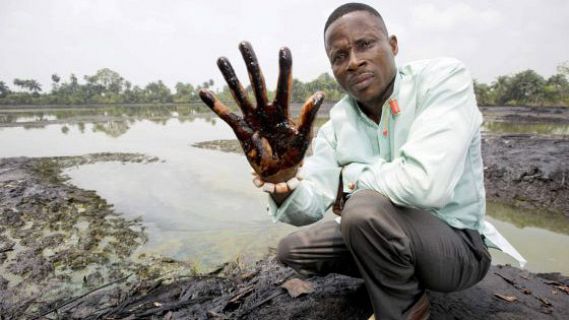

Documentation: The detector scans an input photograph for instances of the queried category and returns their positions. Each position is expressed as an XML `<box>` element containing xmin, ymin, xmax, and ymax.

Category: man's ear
<box><xmin>389</xmin><ymin>35</ymin><xmax>399</xmax><ymax>56</ymax></box>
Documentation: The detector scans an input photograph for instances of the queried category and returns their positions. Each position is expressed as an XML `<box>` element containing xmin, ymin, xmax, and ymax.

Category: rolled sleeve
<box><xmin>267</xmin><ymin>182</ymin><xmax>324</xmax><ymax>226</ymax></box>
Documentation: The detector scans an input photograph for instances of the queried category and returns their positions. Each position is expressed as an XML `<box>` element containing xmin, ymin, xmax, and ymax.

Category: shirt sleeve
<box><xmin>267</xmin><ymin>122</ymin><xmax>341</xmax><ymax>226</ymax></box>
<box><xmin>358</xmin><ymin>59</ymin><xmax>483</xmax><ymax>209</ymax></box>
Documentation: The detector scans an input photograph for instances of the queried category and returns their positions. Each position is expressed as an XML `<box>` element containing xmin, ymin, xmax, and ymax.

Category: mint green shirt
<box><xmin>268</xmin><ymin>58</ymin><xmax>525</xmax><ymax>266</ymax></box>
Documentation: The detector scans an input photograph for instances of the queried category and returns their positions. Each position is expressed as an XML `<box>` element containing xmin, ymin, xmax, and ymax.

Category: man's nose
<box><xmin>347</xmin><ymin>50</ymin><xmax>365</xmax><ymax>71</ymax></box>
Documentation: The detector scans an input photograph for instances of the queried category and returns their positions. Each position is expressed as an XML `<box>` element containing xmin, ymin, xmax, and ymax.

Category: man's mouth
<box><xmin>350</xmin><ymin>72</ymin><xmax>374</xmax><ymax>90</ymax></box>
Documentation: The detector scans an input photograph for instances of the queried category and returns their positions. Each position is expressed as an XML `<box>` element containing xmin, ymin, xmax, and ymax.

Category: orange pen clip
<box><xmin>389</xmin><ymin>98</ymin><xmax>400</xmax><ymax>115</ymax></box>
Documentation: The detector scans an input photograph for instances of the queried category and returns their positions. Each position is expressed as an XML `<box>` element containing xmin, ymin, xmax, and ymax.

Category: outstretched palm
<box><xmin>199</xmin><ymin>42</ymin><xmax>324</xmax><ymax>183</ymax></box>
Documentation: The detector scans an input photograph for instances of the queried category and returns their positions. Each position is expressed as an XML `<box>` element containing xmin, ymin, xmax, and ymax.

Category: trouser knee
<box><xmin>340</xmin><ymin>191</ymin><xmax>411</xmax><ymax>263</ymax></box>
<box><xmin>341</xmin><ymin>191</ymin><xmax>391</xmax><ymax>244</ymax></box>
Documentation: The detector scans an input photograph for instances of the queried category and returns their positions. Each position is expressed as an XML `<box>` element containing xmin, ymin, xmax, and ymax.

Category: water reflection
<box><xmin>4</xmin><ymin>105</ymin><xmax>568</xmax><ymax>138</ymax></box>
<box><xmin>92</xmin><ymin>121</ymin><xmax>130</xmax><ymax>138</ymax></box>
<box><xmin>483</xmin><ymin>120</ymin><xmax>569</xmax><ymax>136</ymax></box>
<box><xmin>486</xmin><ymin>202</ymin><xmax>569</xmax><ymax>275</ymax></box>
<box><xmin>487</xmin><ymin>201</ymin><xmax>569</xmax><ymax>235</ymax></box>
<box><xmin>0</xmin><ymin>104</ymin><xmax>212</xmax><ymax>125</ymax></box>
<box><xmin>0</xmin><ymin>105</ymin><xmax>221</xmax><ymax>138</ymax></box>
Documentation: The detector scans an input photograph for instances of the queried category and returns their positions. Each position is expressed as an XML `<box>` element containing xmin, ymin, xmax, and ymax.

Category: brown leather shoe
<box><xmin>367</xmin><ymin>293</ymin><xmax>430</xmax><ymax>320</ymax></box>
<box><xmin>406</xmin><ymin>292</ymin><xmax>430</xmax><ymax>320</ymax></box>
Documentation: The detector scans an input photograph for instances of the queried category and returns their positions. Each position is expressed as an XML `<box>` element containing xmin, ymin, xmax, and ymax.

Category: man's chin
<box><xmin>351</xmin><ymin>90</ymin><xmax>378</xmax><ymax>106</ymax></box>
<box><xmin>351</xmin><ymin>83</ymin><xmax>390</xmax><ymax>107</ymax></box>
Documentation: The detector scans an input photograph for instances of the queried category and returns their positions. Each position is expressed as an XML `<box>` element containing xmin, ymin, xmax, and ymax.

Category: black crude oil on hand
<box><xmin>199</xmin><ymin>41</ymin><xmax>324</xmax><ymax>183</ymax></box>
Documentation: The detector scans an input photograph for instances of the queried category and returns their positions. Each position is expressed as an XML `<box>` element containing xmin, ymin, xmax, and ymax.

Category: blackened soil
<box><xmin>482</xmin><ymin>133</ymin><xmax>569</xmax><ymax>215</ymax></box>
<box><xmin>15</xmin><ymin>257</ymin><xmax>569</xmax><ymax>320</ymax></box>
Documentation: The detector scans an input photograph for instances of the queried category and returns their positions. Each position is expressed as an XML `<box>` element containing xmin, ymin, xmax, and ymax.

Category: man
<box><xmin>200</xmin><ymin>3</ymin><xmax>525</xmax><ymax>319</ymax></box>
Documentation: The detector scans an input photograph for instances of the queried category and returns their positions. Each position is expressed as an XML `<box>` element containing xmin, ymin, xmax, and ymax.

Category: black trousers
<box><xmin>278</xmin><ymin>190</ymin><xmax>491</xmax><ymax>319</ymax></box>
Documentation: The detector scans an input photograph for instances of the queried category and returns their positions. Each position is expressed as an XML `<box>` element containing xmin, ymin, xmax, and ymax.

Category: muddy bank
<box><xmin>10</xmin><ymin>256</ymin><xmax>569</xmax><ymax>319</ymax></box>
<box><xmin>480</xmin><ymin>106</ymin><xmax>569</xmax><ymax>124</ymax></box>
<box><xmin>194</xmin><ymin>132</ymin><xmax>569</xmax><ymax>215</ymax></box>
<box><xmin>483</xmin><ymin>134</ymin><xmax>569</xmax><ymax>215</ymax></box>
<box><xmin>0</xmin><ymin>154</ymin><xmax>199</xmax><ymax>317</ymax></box>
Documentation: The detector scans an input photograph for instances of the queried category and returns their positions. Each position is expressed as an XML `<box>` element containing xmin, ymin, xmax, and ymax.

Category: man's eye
<box><xmin>359</xmin><ymin>40</ymin><xmax>371</xmax><ymax>48</ymax></box>
<box><xmin>333</xmin><ymin>53</ymin><xmax>346</xmax><ymax>64</ymax></box>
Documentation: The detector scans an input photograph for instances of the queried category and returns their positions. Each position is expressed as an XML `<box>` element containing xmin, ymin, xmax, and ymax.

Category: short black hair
<box><xmin>324</xmin><ymin>3</ymin><xmax>385</xmax><ymax>35</ymax></box>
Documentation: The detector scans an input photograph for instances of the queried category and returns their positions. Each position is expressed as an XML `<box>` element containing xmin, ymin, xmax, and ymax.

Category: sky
<box><xmin>1</xmin><ymin>0</ymin><xmax>568</xmax><ymax>91</ymax></box>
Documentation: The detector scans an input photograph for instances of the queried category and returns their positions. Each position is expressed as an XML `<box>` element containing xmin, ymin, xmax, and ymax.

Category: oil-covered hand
<box><xmin>199</xmin><ymin>41</ymin><xmax>324</xmax><ymax>183</ymax></box>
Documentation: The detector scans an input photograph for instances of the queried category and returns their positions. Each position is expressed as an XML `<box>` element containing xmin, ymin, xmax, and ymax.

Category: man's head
<box><xmin>324</xmin><ymin>3</ymin><xmax>398</xmax><ymax>108</ymax></box>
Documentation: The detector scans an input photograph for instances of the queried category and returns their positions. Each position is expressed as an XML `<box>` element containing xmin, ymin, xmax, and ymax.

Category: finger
<box><xmin>239</xmin><ymin>41</ymin><xmax>268</xmax><ymax>107</ymax></box>
<box><xmin>275</xmin><ymin>182</ymin><xmax>289</xmax><ymax>193</ymax></box>
<box><xmin>252</xmin><ymin>175</ymin><xmax>265</xmax><ymax>188</ymax></box>
<box><xmin>297</xmin><ymin>91</ymin><xmax>325</xmax><ymax>136</ymax></box>
<box><xmin>199</xmin><ymin>89</ymin><xmax>249</xmax><ymax>136</ymax></box>
<box><xmin>217</xmin><ymin>57</ymin><xmax>254</xmax><ymax>115</ymax></box>
<box><xmin>262</xmin><ymin>182</ymin><xmax>275</xmax><ymax>193</ymax></box>
<box><xmin>274</xmin><ymin>47</ymin><xmax>292</xmax><ymax>117</ymax></box>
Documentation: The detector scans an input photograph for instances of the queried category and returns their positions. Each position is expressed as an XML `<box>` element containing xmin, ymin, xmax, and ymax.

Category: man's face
<box><xmin>325</xmin><ymin>11</ymin><xmax>398</xmax><ymax>107</ymax></box>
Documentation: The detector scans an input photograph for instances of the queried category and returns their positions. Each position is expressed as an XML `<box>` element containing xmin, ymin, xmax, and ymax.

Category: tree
<box><xmin>505</xmin><ymin>70</ymin><xmax>545</xmax><ymax>105</ymax></box>
<box><xmin>557</xmin><ymin>61</ymin><xmax>569</xmax><ymax>78</ymax></box>
<box><xmin>51</xmin><ymin>74</ymin><xmax>61</xmax><ymax>84</ymax></box>
<box><xmin>13</xmin><ymin>78</ymin><xmax>42</xmax><ymax>94</ymax></box>
<box><xmin>84</xmin><ymin>68</ymin><xmax>124</xmax><ymax>93</ymax></box>
<box><xmin>544</xmin><ymin>74</ymin><xmax>569</xmax><ymax>105</ymax></box>
<box><xmin>83</xmin><ymin>68</ymin><xmax>125</xmax><ymax>103</ymax></box>
<box><xmin>473</xmin><ymin>80</ymin><xmax>493</xmax><ymax>106</ymax></box>
<box><xmin>144</xmin><ymin>81</ymin><xmax>172</xmax><ymax>103</ymax></box>
<box><xmin>51</xmin><ymin>74</ymin><xmax>61</xmax><ymax>94</ymax></box>
<box><xmin>291</xmin><ymin>78</ymin><xmax>309</xmax><ymax>103</ymax></box>
<box><xmin>308</xmin><ymin>72</ymin><xmax>344</xmax><ymax>102</ymax></box>
<box><xmin>54</xmin><ymin>74</ymin><xmax>83</xmax><ymax>104</ymax></box>
<box><xmin>174</xmin><ymin>82</ymin><xmax>195</xmax><ymax>103</ymax></box>
<box><xmin>0</xmin><ymin>81</ymin><xmax>10</xmax><ymax>98</ymax></box>
<box><xmin>491</xmin><ymin>75</ymin><xmax>512</xmax><ymax>105</ymax></box>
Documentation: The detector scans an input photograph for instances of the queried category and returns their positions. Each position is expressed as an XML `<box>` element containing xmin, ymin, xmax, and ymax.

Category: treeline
<box><xmin>0</xmin><ymin>68</ymin><xmax>344</xmax><ymax>106</ymax></box>
<box><xmin>473</xmin><ymin>62</ymin><xmax>569</xmax><ymax>106</ymax></box>
<box><xmin>1</xmin><ymin>63</ymin><xmax>568</xmax><ymax>107</ymax></box>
